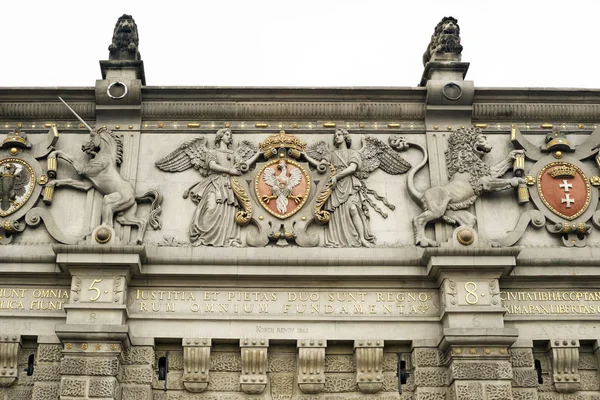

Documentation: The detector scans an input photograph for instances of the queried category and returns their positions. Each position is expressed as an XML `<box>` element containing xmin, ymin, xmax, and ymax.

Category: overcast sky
<box><xmin>4</xmin><ymin>1</ymin><xmax>599</xmax><ymax>89</ymax></box>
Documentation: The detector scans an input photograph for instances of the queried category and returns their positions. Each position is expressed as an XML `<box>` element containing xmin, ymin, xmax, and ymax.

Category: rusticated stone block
<box><xmin>119</xmin><ymin>365</ymin><xmax>153</xmax><ymax>384</ymax></box>
<box><xmin>512</xmin><ymin>369</ymin><xmax>539</xmax><ymax>388</ymax></box>
<box><xmin>121</xmin><ymin>385</ymin><xmax>151</xmax><ymax>400</ymax></box>
<box><xmin>89</xmin><ymin>377</ymin><xmax>117</xmax><ymax>397</ymax></box>
<box><xmin>5</xmin><ymin>387</ymin><xmax>33</xmax><ymax>400</ymax></box>
<box><xmin>61</xmin><ymin>357</ymin><xmax>119</xmax><ymax>376</ymax></box>
<box><xmin>210</xmin><ymin>353</ymin><xmax>241</xmax><ymax>372</ymax></box>
<box><xmin>155</xmin><ymin>350</ymin><xmax>183</xmax><ymax>370</ymax></box>
<box><xmin>414</xmin><ymin>367</ymin><xmax>447</xmax><ymax>387</ymax></box>
<box><xmin>513</xmin><ymin>388</ymin><xmax>539</xmax><ymax>400</ymax></box>
<box><xmin>413</xmin><ymin>348</ymin><xmax>440</xmax><ymax>368</ymax></box>
<box><xmin>382</xmin><ymin>372</ymin><xmax>398</xmax><ymax>392</ymax></box>
<box><xmin>325</xmin><ymin>355</ymin><xmax>355</xmax><ymax>372</ymax></box>
<box><xmin>152</xmin><ymin>370</ymin><xmax>184</xmax><ymax>391</ymax></box>
<box><xmin>270</xmin><ymin>373</ymin><xmax>294</xmax><ymax>399</ymax></box>
<box><xmin>454</xmin><ymin>381</ymin><xmax>483</xmax><ymax>400</ymax></box>
<box><xmin>579</xmin><ymin>353</ymin><xmax>599</xmax><ymax>370</ymax></box>
<box><xmin>415</xmin><ymin>388</ymin><xmax>446</xmax><ymax>400</ymax></box>
<box><xmin>60</xmin><ymin>377</ymin><xmax>87</xmax><ymax>397</ymax></box>
<box><xmin>206</xmin><ymin>372</ymin><xmax>240</xmax><ymax>392</ymax></box>
<box><xmin>120</xmin><ymin>346</ymin><xmax>154</xmax><ymax>365</ymax></box>
<box><xmin>511</xmin><ymin>349</ymin><xmax>534</xmax><ymax>368</ymax></box>
<box><xmin>538</xmin><ymin>394</ymin><xmax>560</xmax><ymax>400</ymax></box>
<box><xmin>32</xmin><ymin>382</ymin><xmax>60</xmax><ymax>400</ymax></box>
<box><xmin>323</xmin><ymin>374</ymin><xmax>357</xmax><ymax>393</ymax></box>
<box><xmin>485</xmin><ymin>382</ymin><xmax>513</xmax><ymax>400</ymax></box>
<box><xmin>580</xmin><ymin>370</ymin><xmax>600</xmax><ymax>390</ymax></box>
<box><xmin>451</xmin><ymin>361</ymin><xmax>512</xmax><ymax>380</ymax></box>
<box><xmin>37</xmin><ymin>345</ymin><xmax>62</xmax><ymax>363</ymax></box>
<box><xmin>33</xmin><ymin>364</ymin><xmax>61</xmax><ymax>382</ymax></box>
<box><xmin>268</xmin><ymin>354</ymin><xmax>296</xmax><ymax>373</ymax></box>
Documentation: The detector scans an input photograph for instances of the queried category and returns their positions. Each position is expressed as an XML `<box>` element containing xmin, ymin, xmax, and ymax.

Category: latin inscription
<box><xmin>0</xmin><ymin>287</ymin><xmax>70</xmax><ymax>313</ymax></box>
<box><xmin>501</xmin><ymin>290</ymin><xmax>600</xmax><ymax>315</ymax></box>
<box><xmin>128</xmin><ymin>289</ymin><xmax>439</xmax><ymax>318</ymax></box>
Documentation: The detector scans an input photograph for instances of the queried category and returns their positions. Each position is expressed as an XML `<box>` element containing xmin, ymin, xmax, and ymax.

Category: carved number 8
<box><xmin>464</xmin><ymin>282</ymin><xmax>479</xmax><ymax>305</ymax></box>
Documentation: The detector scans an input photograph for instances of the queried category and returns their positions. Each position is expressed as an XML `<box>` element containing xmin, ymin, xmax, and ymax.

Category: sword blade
<box><xmin>58</xmin><ymin>97</ymin><xmax>93</xmax><ymax>132</ymax></box>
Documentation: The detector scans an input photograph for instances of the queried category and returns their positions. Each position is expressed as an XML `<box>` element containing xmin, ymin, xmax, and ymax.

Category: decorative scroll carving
<box><xmin>49</xmin><ymin>121</ymin><xmax>162</xmax><ymax>245</ymax></box>
<box><xmin>0</xmin><ymin>335</ymin><xmax>21</xmax><ymax>387</ymax></box>
<box><xmin>239</xmin><ymin>339</ymin><xmax>268</xmax><ymax>394</ymax></box>
<box><xmin>354</xmin><ymin>339</ymin><xmax>384</xmax><ymax>394</ymax></box>
<box><xmin>182</xmin><ymin>338</ymin><xmax>211</xmax><ymax>393</ymax></box>
<box><xmin>408</xmin><ymin>127</ymin><xmax>523</xmax><ymax>247</ymax></box>
<box><xmin>548</xmin><ymin>339</ymin><xmax>580</xmax><ymax>393</ymax></box>
<box><xmin>297</xmin><ymin>339</ymin><xmax>326</xmax><ymax>394</ymax></box>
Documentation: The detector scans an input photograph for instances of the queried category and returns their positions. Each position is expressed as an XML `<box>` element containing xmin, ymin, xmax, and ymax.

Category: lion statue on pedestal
<box><xmin>407</xmin><ymin>127</ymin><xmax>524</xmax><ymax>247</ymax></box>
<box><xmin>423</xmin><ymin>16</ymin><xmax>463</xmax><ymax>65</ymax></box>
<box><xmin>108</xmin><ymin>14</ymin><xmax>141</xmax><ymax>61</ymax></box>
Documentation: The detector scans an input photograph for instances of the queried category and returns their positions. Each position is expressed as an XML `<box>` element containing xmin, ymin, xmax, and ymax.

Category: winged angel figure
<box><xmin>156</xmin><ymin>129</ymin><xmax>260</xmax><ymax>247</ymax></box>
<box><xmin>303</xmin><ymin>129</ymin><xmax>411</xmax><ymax>247</ymax></box>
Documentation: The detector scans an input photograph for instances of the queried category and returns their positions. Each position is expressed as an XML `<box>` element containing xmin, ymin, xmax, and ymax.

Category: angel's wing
<box><xmin>263</xmin><ymin>167</ymin><xmax>278</xmax><ymax>188</ymax></box>
<box><xmin>234</xmin><ymin>140</ymin><xmax>258</xmax><ymax>166</ymax></box>
<box><xmin>358</xmin><ymin>136</ymin><xmax>411</xmax><ymax>177</ymax></box>
<box><xmin>288</xmin><ymin>168</ymin><xmax>302</xmax><ymax>188</ymax></box>
<box><xmin>12</xmin><ymin>166</ymin><xmax>30</xmax><ymax>197</ymax></box>
<box><xmin>306</xmin><ymin>140</ymin><xmax>330</xmax><ymax>163</ymax></box>
<box><xmin>155</xmin><ymin>137</ymin><xmax>210</xmax><ymax>177</ymax></box>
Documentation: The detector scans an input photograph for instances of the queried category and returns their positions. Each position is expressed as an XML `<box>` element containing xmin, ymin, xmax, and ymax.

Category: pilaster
<box><xmin>297</xmin><ymin>339</ymin><xmax>325</xmax><ymax>394</ymax></box>
<box><xmin>427</xmin><ymin>248</ymin><xmax>520</xmax><ymax>400</ymax></box>
<box><xmin>411</xmin><ymin>342</ymin><xmax>447</xmax><ymax>400</ymax></box>
<box><xmin>32</xmin><ymin>337</ymin><xmax>62</xmax><ymax>400</ymax></box>
<box><xmin>119</xmin><ymin>343</ymin><xmax>154</xmax><ymax>399</ymax></box>
<box><xmin>509</xmin><ymin>341</ymin><xmax>539</xmax><ymax>400</ymax></box>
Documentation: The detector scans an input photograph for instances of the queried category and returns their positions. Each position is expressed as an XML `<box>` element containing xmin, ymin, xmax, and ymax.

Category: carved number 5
<box><xmin>89</xmin><ymin>279</ymin><xmax>103</xmax><ymax>302</ymax></box>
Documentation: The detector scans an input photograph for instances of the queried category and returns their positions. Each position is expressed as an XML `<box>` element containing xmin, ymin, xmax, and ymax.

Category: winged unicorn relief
<box><xmin>155</xmin><ymin>129</ymin><xmax>261</xmax><ymax>247</ymax></box>
<box><xmin>303</xmin><ymin>129</ymin><xmax>411</xmax><ymax>247</ymax></box>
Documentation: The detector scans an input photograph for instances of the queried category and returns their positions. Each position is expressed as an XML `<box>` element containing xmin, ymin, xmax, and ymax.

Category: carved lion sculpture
<box><xmin>423</xmin><ymin>16</ymin><xmax>463</xmax><ymax>66</ymax></box>
<box><xmin>108</xmin><ymin>14</ymin><xmax>140</xmax><ymax>61</ymax></box>
<box><xmin>407</xmin><ymin>127</ymin><xmax>524</xmax><ymax>247</ymax></box>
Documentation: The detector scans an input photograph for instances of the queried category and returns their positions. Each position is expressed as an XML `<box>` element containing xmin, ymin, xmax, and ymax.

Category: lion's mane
<box><xmin>423</xmin><ymin>16</ymin><xmax>463</xmax><ymax>65</ymax></box>
<box><xmin>445</xmin><ymin>127</ymin><xmax>490</xmax><ymax>195</ymax></box>
<box><xmin>109</xmin><ymin>14</ymin><xmax>140</xmax><ymax>61</ymax></box>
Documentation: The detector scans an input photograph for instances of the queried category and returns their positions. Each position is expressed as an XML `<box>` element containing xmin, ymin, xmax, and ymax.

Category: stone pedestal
<box><xmin>427</xmin><ymin>248</ymin><xmax>520</xmax><ymax>400</ymax></box>
<box><xmin>53</xmin><ymin>246</ymin><xmax>143</xmax><ymax>399</ymax></box>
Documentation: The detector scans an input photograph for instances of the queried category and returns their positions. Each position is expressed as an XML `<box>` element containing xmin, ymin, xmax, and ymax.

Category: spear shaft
<box><xmin>58</xmin><ymin>97</ymin><xmax>93</xmax><ymax>132</ymax></box>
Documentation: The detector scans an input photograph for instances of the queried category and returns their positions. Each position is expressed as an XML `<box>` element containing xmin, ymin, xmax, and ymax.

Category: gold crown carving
<box><xmin>259</xmin><ymin>131</ymin><xmax>306</xmax><ymax>153</ymax></box>
<box><xmin>2</xmin><ymin>130</ymin><xmax>30</xmax><ymax>149</ymax></box>
<box><xmin>549</xmin><ymin>165</ymin><xmax>576</xmax><ymax>178</ymax></box>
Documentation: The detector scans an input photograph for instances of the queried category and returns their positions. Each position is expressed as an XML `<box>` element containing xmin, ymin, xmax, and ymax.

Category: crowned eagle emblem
<box><xmin>262</xmin><ymin>160</ymin><xmax>304</xmax><ymax>214</ymax></box>
<box><xmin>0</xmin><ymin>162</ymin><xmax>30</xmax><ymax>212</ymax></box>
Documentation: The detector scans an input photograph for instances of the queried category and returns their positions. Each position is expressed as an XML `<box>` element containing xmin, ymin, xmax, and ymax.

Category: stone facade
<box><xmin>1</xmin><ymin>14</ymin><xmax>600</xmax><ymax>400</ymax></box>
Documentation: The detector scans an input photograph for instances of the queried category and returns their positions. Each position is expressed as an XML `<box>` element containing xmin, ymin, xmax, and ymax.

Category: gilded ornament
<box><xmin>37</xmin><ymin>174</ymin><xmax>48</xmax><ymax>185</ymax></box>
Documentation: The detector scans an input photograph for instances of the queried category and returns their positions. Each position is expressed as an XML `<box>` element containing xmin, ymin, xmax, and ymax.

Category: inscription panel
<box><xmin>501</xmin><ymin>290</ymin><xmax>600</xmax><ymax>316</ymax></box>
<box><xmin>128</xmin><ymin>288</ymin><xmax>439</xmax><ymax>319</ymax></box>
<box><xmin>0</xmin><ymin>286</ymin><xmax>70</xmax><ymax>314</ymax></box>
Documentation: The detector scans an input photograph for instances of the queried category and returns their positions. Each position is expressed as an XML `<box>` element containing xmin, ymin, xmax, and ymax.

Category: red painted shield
<box><xmin>255</xmin><ymin>159</ymin><xmax>310</xmax><ymax>219</ymax></box>
<box><xmin>537</xmin><ymin>162</ymin><xmax>591</xmax><ymax>220</ymax></box>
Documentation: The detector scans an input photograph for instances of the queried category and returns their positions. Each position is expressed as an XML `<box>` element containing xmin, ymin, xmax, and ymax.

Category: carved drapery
<box><xmin>182</xmin><ymin>338</ymin><xmax>211</xmax><ymax>393</ymax></box>
<box><xmin>297</xmin><ymin>339</ymin><xmax>326</xmax><ymax>394</ymax></box>
<box><xmin>548</xmin><ymin>339</ymin><xmax>580</xmax><ymax>393</ymax></box>
<box><xmin>239</xmin><ymin>338</ymin><xmax>268</xmax><ymax>394</ymax></box>
<box><xmin>0</xmin><ymin>335</ymin><xmax>21</xmax><ymax>387</ymax></box>
<box><xmin>354</xmin><ymin>339</ymin><xmax>384</xmax><ymax>394</ymax></box>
